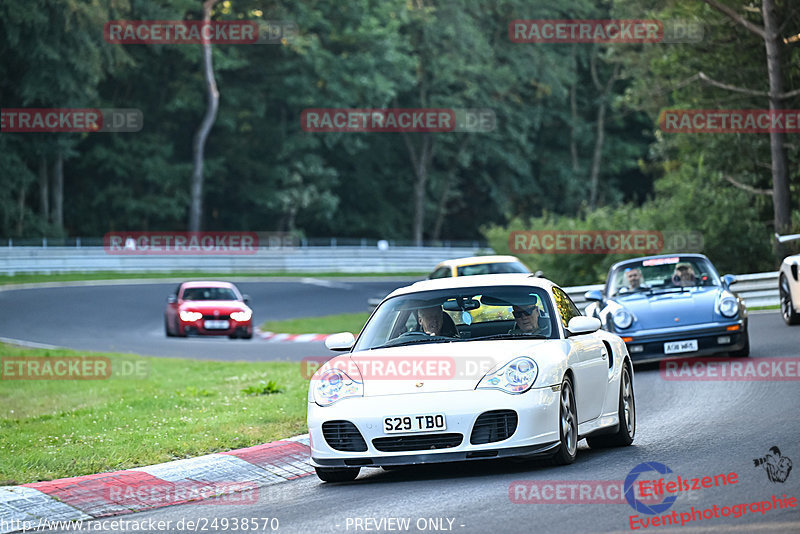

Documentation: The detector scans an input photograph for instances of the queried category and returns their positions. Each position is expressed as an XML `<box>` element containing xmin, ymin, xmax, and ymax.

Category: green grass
<box><xmin>0</xmin><ymin>271</ymin><xmax>424</xmax><ymax>286</ymax></box>
<box><xmin>260</xmin><ymin>312</ymin><xmax>372</xmax><ymax>335</ymax></box>
<box><xmin>0</xmin><ymin>343</ymin><xmax>311</xmax><ymax>484</ymax></box>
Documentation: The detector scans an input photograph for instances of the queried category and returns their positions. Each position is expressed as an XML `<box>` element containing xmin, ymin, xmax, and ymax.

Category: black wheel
<box><xmin>165</xmin><ymin>317</ymin><xmax>175</xmax><ymax>337</ymax></box>
<box><xmin>242</xmin><ymin>331</ymin><xmax>253</xmax><ymax>340</ymax></box>
<box><xmin>780</xmin><ymin>274</ymin><xmax>800</xmax><ymax>326</ymax></box>
<box><xmin>175</xmin><ymin>319</ymin><xmax>187</xmax><ymax>337</ymax></box>
<box><xmin>549</xmin><ymin>376</ymin><xmax>578</xmax><ymax>465</ymax></box>
<box><xmin>587</xmin><ymin>364</ymin><xmax>635</xmax><ymax>449</ymax></box>
<box><xmin>729</xmin><ymin>330</ymin><xmax>750</xmax><ymax>357</ymax></box>
<box><xmin>315</xmin><ymin>466</ymin><xmax>360</xmax><ymax>482</ymax></box>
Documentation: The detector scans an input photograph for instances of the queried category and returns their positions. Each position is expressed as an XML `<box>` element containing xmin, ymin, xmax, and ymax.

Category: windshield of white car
<box><xmin>181</xmin><ymin>287</ymin><xmax>238</xmax><ymax>301</ymax></box>
<box><xmin>455</xmin><ymin>261</ymin><xmax>530</xmax><ymax>276</ymax></box>
<box><xmin>354</xmin><ymin>285</ymin><xmax>557</xmax><ymax>351</ymax></box>
<box><xmin>608</xmin><ymin>257</ymin><xmax>720</xmax><ymax>297</ymax></box>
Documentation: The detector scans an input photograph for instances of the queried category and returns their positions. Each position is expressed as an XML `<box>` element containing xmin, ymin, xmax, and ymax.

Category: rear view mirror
<box><xmin>721</xmin><ymin>274</ymin><xmax>736</xmax><ymax>288</ymax></box>
<box><xmin>242</xmin><ymin>294</ymin><xmax>250</xmax><ymax>304</ymax></box>
<box><xmin>442</xmin><ymin>298</ymin><xmax>480</xmax><ymax>312</ymax></box>
<box><xmin>167</xmin><ymin>295</ymin><xmax>177</xmax><ymax>304</ymax></box>
<box><xmin>584</xmin><ymin>290</ymin><xmax>604</xmax><ymax>303</ymax></box>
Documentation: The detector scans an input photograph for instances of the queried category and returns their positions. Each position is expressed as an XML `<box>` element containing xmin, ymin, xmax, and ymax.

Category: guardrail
<box><xmin>0</xmin><ymin>245</ymin><xmax>487</xmax><ymax>275</ymax></box>
<box><xmin>564</xmin><ymin>271</ymin><xmax>779</xmax><ymax>310</ymax></box>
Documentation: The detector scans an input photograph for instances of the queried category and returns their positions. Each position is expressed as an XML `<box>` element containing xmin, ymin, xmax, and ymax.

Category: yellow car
<box><xmin>427</xmin><ymin>255</ymin><xmax>531</xmax><ymax>279</ymax></box>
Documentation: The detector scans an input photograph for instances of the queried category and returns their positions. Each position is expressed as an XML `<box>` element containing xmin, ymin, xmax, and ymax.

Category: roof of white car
<box><xmin>434</xmin><ymin>255</ymin><xmax>524</xmax><ymax>268</ymax></box>
<box><xmin>386</xmin><ymin>273</ymin><xmax>557</xmax><ymax>298</ymax></box>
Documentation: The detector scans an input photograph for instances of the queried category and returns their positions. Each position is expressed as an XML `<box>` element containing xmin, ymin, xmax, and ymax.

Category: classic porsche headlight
<box><xmin>719</xmin><ymin>295</ymin><xmax>738</xmax><ymax>318</ymax></box>
<box><xmin>312</xmin><ymin>368</ymin><xmax>363</xmax><ymax>406</ymax></box>
<box><xmin>612</xmin><ymin>308</ymin><xmax>633</xmax><ymax>329</ymax></box>
<box><xmin>179</xmin><ymin>310</ymin><xmax>203</xmax><ymax>322</ymax></box>
<box><xmin>230</xmin><ymin>309</ymin><xmax>252</xmax><ymax>322</ymax></box>
<box><xmin>477</xmin><ymin>357</ymin><xmax>538</xmax><ymax>394</ymax></box>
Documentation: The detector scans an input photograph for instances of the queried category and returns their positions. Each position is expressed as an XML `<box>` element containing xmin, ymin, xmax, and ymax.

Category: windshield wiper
<box><xmin>647</xmin><ymin>286</ymin><xmax>688</xmax><ymax>296</ymax></box>
<box><xmin>470</xmin><ymin>333</ymin><xmax>549</xmax><ymax>341</ymax></box>
<box><xmin>370</xmin><ymin>337</ymin><xmax>454</xmax><ymax>350</ymax></box>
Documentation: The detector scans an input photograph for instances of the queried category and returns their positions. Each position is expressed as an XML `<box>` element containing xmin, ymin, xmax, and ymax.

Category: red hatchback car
<box><xmin>165</xmin><ymin>281</ymin><xmax>253</xmax><ymax>339</ymax></box>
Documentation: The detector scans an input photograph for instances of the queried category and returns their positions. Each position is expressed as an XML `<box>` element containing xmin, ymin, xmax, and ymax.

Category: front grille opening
<box><xmin>470</xmin><ymin>410</ymin><xmax>518</xmax><ymax>445</ymax></box>
<box><xmin>322</xmin><ymin>420</ymin><xmax>368</xmax><ymax>452</ymax></box>
<box><xmin>372</xmin><ymin>433</ymin><xmax>463</xmax><ymax>452</ymax></box>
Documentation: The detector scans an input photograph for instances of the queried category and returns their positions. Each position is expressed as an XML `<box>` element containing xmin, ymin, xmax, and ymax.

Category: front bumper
<box><xmin>620</xmin><ymin>319</ymin><xmax>746</xmax><ymax>363</ymax></box>
<box><xmin>308</xmin><ymin>387</ymin><xmax>560</xmax><ymax>467</ymax></box>
<box><xmin>180</xmin><ymin>320</ymin><xmax>252</xmax><ymax>336</ymax></box>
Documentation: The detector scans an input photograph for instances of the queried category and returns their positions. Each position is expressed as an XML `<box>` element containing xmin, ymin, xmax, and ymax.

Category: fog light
<box><xmin>717</xmin><ymin>336</ymin><xmax>731</xmax><ymax>345</ymax></box>
<box><xmin>630</xmin><ymin>345</ymin><xmax>644</xmax><ymax>353</ymax></box>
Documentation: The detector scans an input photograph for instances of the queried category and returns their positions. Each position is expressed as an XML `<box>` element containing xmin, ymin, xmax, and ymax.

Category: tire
<box><xmin>729</xmin><ymin>330</ymin><xmax>750</xmax><ymax>358</ymax></box>
<box><xmin>175</xmin><ymin>320</ymin><xmax>187</xmax><ymax>338</ymax></box>
<box><xmin>587</xmin><ymin>364</ymin><xmax>635</xmax><ymax>449</ymax></box>
<box><xmin>780</xmin><ymin>274</ymin><xmax>800</xmax><ymax>326</ymax></box>
<box><xmin>165</xmin><ymin>317</ymin><xmax>175</xmax><ymax>337</ymax></box>
<box><xmin>548</xmin><ymin>376</ymin><xmax>578</xmax><ymax>465</ymax></box>
<box><xmin>242</xmin><ymin>331</ymin><xmax>253</xmax><ymax>340</ymax></box>
<box><xmin>315</xmin><ymin>466</ymin><xmax>360</xmax><ymax>482</ymax></box>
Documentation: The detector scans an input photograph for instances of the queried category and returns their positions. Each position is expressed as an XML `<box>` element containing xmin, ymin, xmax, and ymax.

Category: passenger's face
<box><xmin>418</xmin><ymin>308</ymin><xmax>442</xmax><ymax>335</ymax></box>
<box><xmin>512</xmin><ymin>305</ymin><xmax>539</xmax><ymax>332</ymax></box>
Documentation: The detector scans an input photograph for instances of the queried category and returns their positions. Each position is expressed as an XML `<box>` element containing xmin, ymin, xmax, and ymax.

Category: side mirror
<box><xmin>325</xmin><ymin>332</ymin><xmax>356</xmax><ymax>351</ymax></box>
<box><xmin>721</xmin><ymin>274</ymin><xmax>736</xmax><ymax>288</ymax></box>
<box><xmin>566</xmin><ymin>316</ymin><xmax>601</xmax><ymax>336</ymax></box>
<box><xmin>584</xmin><ymin>290</ymin><xmax>604</xmax><ymax>303</ymax></box>
<box><xmin>242</xmin><ymin>294</ymin><xmax>250</xmax><ymax>304</ymax></box>
<box><xmin>167</xmin><ymin>295</ymin><xmax>177</xmax><ymax>304</ymax></box>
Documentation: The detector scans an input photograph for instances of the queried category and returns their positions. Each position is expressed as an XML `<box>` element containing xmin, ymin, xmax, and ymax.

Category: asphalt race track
<box><xmin>0</xmin><ymin>278</ymin><xmax>409</xmax><ymax>361</ymax></box>
<box><xmin>3</xmin><ymin>281</ymin><xmax>799</xmax><ymax>533</ymax></box>
<box><xmin>45</xmin><ymin>312</ymin><xmax>800</xmax><ymax>533</ymax></box>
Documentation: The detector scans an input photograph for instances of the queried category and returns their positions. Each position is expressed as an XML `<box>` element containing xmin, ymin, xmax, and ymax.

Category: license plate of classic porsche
<box><xmin>664</xmin><ymin>339</ymin><xmax>698</xmax><ymax>354</ymax></box>
<box><xmin>204</xmin><ymin>320</ymin><xmax>230</xmax><ymax>329</ymax></box>
<box><xmin>383</xmin><ymin>414</ymin><xmax>446</xmax><ymax>434</ymax></box>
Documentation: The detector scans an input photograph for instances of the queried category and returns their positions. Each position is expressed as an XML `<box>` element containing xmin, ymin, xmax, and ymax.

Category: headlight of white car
<box><xmin>718</xmin><ymin>295</ymin><xmax>738</xmax><ymax>318</ymax></box>
<box><xmin>179</xmin><ymin>310</ymin><xmax>203</xmax><ymax>322</ymax></box>
<box><xmin>612</xmin><ymin>308</ymin><xmax>633</xmax><ymax>329</ymax></box>
<box><xmin>313</xmin><ymin>368</ymin><xmax>363</xmax><ymax>406</ymax></box>
<box><xmin>477</xmin><ymin>357</ymin><xmax>538</xmax><ymax>394</ymax></box>
<box><xmin>230</xmin><ymin>309</ymin><xmax>252</xmax><ymax>321</ymax></box>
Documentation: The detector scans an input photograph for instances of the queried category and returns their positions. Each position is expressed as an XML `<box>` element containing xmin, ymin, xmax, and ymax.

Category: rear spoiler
<box><xmin>775</xmin><ymin>233</ymin><xmax>800</xmax><ymax>244</ymax></box>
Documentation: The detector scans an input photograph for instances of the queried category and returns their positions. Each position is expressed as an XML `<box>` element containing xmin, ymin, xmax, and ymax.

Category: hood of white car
<box><xmin>341</xmin><ymin>339</ymin><xmax>563</xmax><ymax>397</ymax></box>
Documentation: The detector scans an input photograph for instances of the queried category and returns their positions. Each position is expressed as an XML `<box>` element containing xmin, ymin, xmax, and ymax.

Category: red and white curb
<box><xmin>0</xmin><ymin>435</ymin><xmax>311</xmax><ymax>533</ymax></box>
<box><xmin>256</xmin><ymin>330</ymin><xmax>331</xmax><ymax>343</ymax></box>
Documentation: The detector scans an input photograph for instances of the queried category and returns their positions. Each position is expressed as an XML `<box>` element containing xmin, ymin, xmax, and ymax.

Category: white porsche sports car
<box><xmin>777</xmin><ymin>233</ymin><xmax>800</xmax><ymax>325</ymax></box>
<box><xmin>307</xmin><ymin>274</ymin><xmax>635</xmax><ymax>482</ymax></box>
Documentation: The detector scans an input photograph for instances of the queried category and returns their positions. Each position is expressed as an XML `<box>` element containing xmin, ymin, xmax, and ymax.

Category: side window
<box><xmin>429</xmin><ymin>267</ymin><xmax>451</xmax><ymax>279</ymax></box>
<box><xmin>552</xmin><ymin>287</ymin><xmax>582</xmax><ymax>328</ymax></box>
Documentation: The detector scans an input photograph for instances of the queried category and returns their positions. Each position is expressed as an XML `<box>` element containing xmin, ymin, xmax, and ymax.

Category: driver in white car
<box><xmin>509</xmin><ymin>303</ymin><xmax>549</xmax><ymax>336</ymax></box>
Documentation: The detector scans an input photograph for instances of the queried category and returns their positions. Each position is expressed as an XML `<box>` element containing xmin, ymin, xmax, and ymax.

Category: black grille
<box><xmin>322</xmin><ymin>421</ymin><xmax>367</xmax><ymax>452</ymax></box>
<box><xmin>202</xmin><ymin>314</ymin><xmax>230</xmax><ymax>320</ymax></box>
<box><xmin>372</xmin><ymin>433</ymin><xmax>463</xmax><ymax>452</ymax></box>
<box><xmin>470</xmin><ymin>410</ymin><xmax>518</xmax><ymax>444</ymax></box>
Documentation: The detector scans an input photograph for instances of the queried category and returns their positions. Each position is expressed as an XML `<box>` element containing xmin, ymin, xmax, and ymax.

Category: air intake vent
<box><xmin>322</xmin><ymin>421</ymin><xmax>367</xmax><ymax>452</ymax></box>
<box><xmin>470</xmin><ymin>410</ymin><xmax>518</xmax><ymax>444</ymax></box>
<box><xmin>372</xmin><ymin>433</ymin><xmax>463</xmax><ymax>452</ymax></box>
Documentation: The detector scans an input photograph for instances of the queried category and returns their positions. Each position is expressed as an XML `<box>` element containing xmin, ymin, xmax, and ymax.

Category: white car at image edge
<box><xmin>307</xmin><ymin>274</ymin><xmax>636</xmax><ymax>482</ymax></box>
<box><xmin>778</xmin><ymin>233</ymin><xmax>800</xmax><ymax>325</ymax></box>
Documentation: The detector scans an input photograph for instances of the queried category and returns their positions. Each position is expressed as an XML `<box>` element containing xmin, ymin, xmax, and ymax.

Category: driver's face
<box><xmin>512</xmin><ymin>305</ymin><xmax>539</xmax><ymax>332</ymax></box>
<box><xmin>417</xmin><ymin>307</ymin><xmax>443</xmax><ymax>335</ymax></box>
<box><xmin>626</xmin><ymin>269</ymin><xmax>642</xmax><ymax>288</ymax></box>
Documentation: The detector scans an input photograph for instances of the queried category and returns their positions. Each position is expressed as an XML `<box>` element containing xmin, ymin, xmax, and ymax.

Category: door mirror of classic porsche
<box><xmin>167</xmin><ymin>295</ymin><xmax>177</xmax><ymax>304</ymax></box>
<box><xmin>584</xmin><ymin>289</ymin><xmax>604</xmax><ymax>302</ymax></box>
<box><xmin>325</xmin><ymin>332</ymin><xmax>356</xmax><ymax>351</ymax></box>
<box><xmin>721</xmin><ymin>274</ymin><xmax>737</xmax><ymax>288</ymax></box>
<box><xmin>566</xmin><ymin>316</ymin><xmax>602</xmax><ymax>336</ymax></box>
